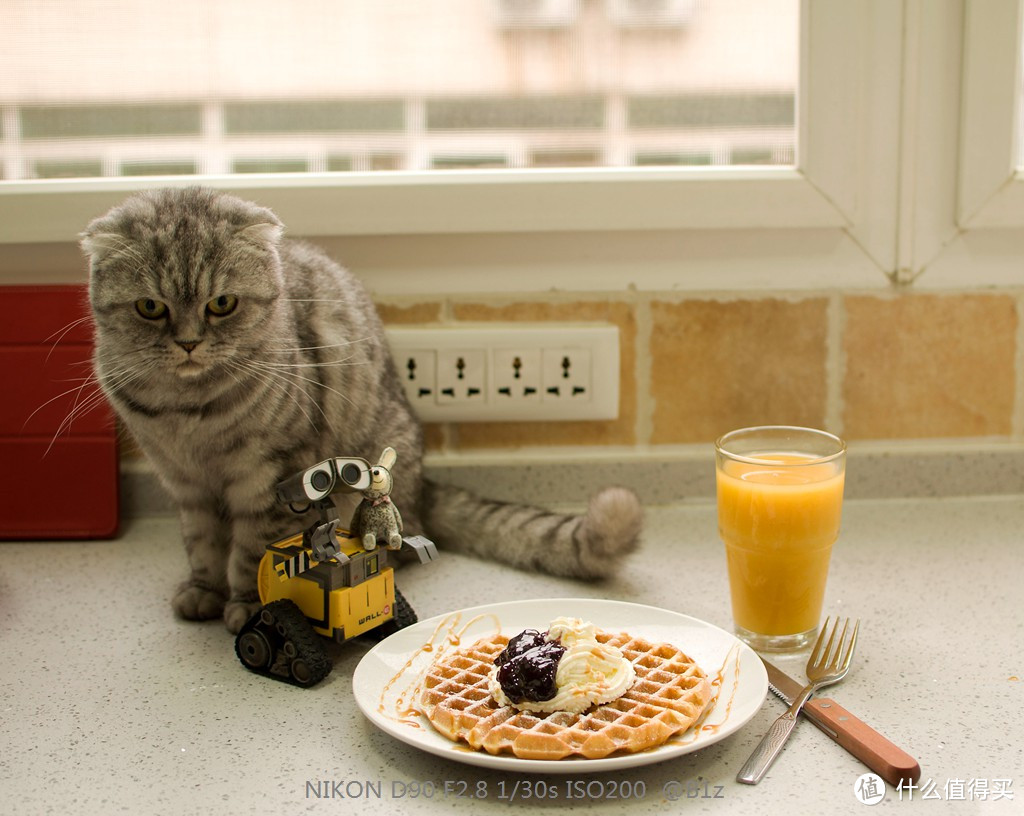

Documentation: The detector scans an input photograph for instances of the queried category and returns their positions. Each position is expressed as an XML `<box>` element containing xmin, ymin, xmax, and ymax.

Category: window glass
<box><xmin>0</xmin><ymin>0</ymin><xmax>798</xmax><ymax>181</ymax></box>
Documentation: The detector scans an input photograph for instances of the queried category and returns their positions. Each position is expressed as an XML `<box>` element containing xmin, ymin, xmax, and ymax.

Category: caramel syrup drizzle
<box><xmin>669</xmin><ymin>642</ymin><xmax>742</xmax><ymax>747</ymax></box>
<box><xmin>377</xmin><ymin>611</ymin><xmax>502</xmax><ymax>728</ymax></box>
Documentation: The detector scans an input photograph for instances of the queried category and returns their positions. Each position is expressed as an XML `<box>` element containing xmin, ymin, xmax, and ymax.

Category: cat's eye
<box><xmin>135</xmin><ymin>298</ymin><xmax>168</xmax><ymax>320</ymax></box>
<box><xmin>206</xmin><ymin>294</ymin><xmax>238</xmax><ymax>317</ymax></box>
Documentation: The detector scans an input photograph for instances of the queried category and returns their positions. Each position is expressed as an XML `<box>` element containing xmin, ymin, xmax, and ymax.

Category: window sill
<box><xmin>0</xmin><ymin>167</ymin><xmax>843</xmax><ymax>245</ymax></box>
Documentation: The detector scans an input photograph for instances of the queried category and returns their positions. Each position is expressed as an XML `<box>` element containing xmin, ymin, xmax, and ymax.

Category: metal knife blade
<box><xmin>761</xmin><ymin>658</ymin><xmax>920</xmax><ymax>786</ymax></box>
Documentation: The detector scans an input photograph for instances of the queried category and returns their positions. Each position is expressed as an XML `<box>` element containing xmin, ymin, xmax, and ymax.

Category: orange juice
<box><xmin>716</xmin><ymin>453</ymin><xmax>844</xmax><ymax>638</ymax></box>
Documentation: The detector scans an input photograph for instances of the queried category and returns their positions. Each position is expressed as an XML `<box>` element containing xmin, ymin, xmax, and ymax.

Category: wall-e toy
<box><xmin>235</xmin><ymin>449</ymin><xmax>437</xmax><ymax>687</ymax></box>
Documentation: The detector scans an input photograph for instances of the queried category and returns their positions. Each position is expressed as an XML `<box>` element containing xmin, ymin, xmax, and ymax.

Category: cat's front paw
<box><xmin>172</xmin><ymin>583</ymin><xmax>226</xmax><ymax>621</ymax></box>
<box><xmin>224</xmin><ymin>599</ymin><xmax>263</xmax><ymax>634</ymax></box>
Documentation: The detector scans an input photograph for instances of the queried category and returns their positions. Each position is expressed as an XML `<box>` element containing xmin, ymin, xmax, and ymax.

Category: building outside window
<box><xmin>0</xmin><ymin>0</ymin><xmax>797</xmax><ymax>180</ymax></box>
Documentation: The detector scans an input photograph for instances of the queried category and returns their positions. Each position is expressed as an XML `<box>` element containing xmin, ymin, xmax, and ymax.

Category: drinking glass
<box><xmin>715</xmin><ymin>426</ymin><xmax>846</xmax><ymax>651</ymax></box>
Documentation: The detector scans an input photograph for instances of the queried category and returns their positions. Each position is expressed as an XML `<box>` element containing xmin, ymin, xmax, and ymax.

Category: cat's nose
<box><xmin>176</xmin><ymin>340</ymin><xmax>201</xmax><ymax>353</ymax></box>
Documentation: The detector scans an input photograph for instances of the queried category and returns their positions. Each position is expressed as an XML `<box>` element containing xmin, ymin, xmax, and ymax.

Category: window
<box><xmin>1</xmin><ymin>0</ymin><xmax>797</xmax><ymax>180</ymax></box>
<box><xmin>4</xmin><ymin>0</ymin><xmax>1012</xmax><ymax>297</ymax></box>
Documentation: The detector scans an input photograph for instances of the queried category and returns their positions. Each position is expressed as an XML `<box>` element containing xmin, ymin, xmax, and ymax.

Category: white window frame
<box><xmin>0</xmin><ymin>1</ymin><xmax>911</xmax><ymax>293</ymax></box>
<box><xmin>898</xmin><ymin>0</ymin><xmax>1024</xmax><ymax>288</ymax></box>
<box><xmin>959</xmin><ymin>0</ymin><xmax>1024</xmax><ymax>228</ymax></box>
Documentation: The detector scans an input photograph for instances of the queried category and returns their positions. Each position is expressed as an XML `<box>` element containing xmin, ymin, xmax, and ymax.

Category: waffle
<box><xmin>419</xmin><ymin>629</ymin><xmax>712</xmax><ymax>760</ymax></box>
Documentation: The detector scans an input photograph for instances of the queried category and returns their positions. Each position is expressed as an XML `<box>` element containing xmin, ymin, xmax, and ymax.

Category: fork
<box><xmin>736</xmin><ymin>616</ymin><xmax>860</xmax><ymax>785</ymax></box>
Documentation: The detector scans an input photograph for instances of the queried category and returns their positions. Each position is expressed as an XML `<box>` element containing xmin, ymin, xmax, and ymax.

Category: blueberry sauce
<box><xmin>494</xmin><ymin>630</ymin><xmax>566</xmax><ymax>704</ymax></box>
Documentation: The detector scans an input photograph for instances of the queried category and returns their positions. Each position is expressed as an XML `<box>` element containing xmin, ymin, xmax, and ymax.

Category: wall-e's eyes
<box><xmin>206</xmin><ymin>294</ymin><xmax>238</xmax><ymax>317</ymax></box>
<box><xmin>135</xmin><ymin>298</ymin><xmax>168</xmax><ymax>320</ymax></box>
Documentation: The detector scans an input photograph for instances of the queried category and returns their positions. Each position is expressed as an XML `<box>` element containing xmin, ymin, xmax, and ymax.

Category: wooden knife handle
<box><xmin>805</xmin><ymin>698</ymin><xmax>921</xmax><ymax>786</ymax></box>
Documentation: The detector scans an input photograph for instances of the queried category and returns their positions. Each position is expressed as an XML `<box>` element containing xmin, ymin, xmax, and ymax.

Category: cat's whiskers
<box><xmin>42</xmin><ymin>316</ymin><xmax>95</xmax><ymax>362</ymax></box>
<box><xmin>224</xmin><ymin>358</ymin><xmax>327</xmax><ymax>433</ymax></box>
<box><xmin>244</xmin><ymin>357</ymin><xmax>357</xmax><ymax>412</ymax></box>
<box><xmin>43</xmin><ymin>358</ymin><xmax>156</xmax><ymax>455</ymax></box>
<box><xmin>267</xmin><ymin>334</ymin><xmax>376</xmax><ymax>354</ymax></box>
<box><xmin>30</xmin><ymin>330</ymin><xmax>157</xmax><ymax>438</ymax></box>
<box><xmin>49</xmin><ymin>389</ymin><xmax>110</xmax><ymax>449</ymax></box>
<box><xmin>279</xmin><ymin>298</ymin><xmax>357</xmax><ymax>304</ymax></box>
<box><xmin>26</xmin><ymin>362</ymin><xmax>118</xmax><ymax>431</ymax></box>
<box><xmin>255</xmin><ymin>352</ymin><xmax>366</xmax><ymax>370</ymax></box>
<box><xmin>26</xmin><ymin>377</ymin><xmax>97</xmax><ymax>431</ymax></box>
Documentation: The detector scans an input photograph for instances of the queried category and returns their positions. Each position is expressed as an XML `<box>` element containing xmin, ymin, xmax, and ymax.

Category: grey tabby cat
<box><xmin>82</xmin><ymin>187</ymin><xmax>642</xmax><ymax>633</ymax></box>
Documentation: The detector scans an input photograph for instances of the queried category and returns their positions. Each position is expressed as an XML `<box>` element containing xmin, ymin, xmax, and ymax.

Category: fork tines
<box><xmin>811</xmin><ymin>616</ymin><xmax>860</xmax><ymax>673</ymax></box>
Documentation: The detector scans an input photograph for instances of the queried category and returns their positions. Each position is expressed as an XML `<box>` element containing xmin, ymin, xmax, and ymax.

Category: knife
<box><xmin>761</xmin><ymin>658</ymin><xmax>921</xmax><ymax>786</ymax></box>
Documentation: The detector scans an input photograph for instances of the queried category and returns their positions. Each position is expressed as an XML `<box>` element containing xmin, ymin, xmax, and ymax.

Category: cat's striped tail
<box><xmin>419</xmin><ymin>481</ymin><xmax>642</xmax><ymax>580</ymax></box>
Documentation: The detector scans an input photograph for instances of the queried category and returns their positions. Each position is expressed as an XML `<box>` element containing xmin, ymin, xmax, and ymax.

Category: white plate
<box><xmin>353</xmin><ymin>598</ymin><xmax>768</xmax><ymax>773</ymax></box>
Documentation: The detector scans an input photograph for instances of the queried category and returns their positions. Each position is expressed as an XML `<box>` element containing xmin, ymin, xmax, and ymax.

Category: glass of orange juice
<box><xmin>715</xmin><ymin>426</ymin><xmax>846</xmax><ymax>652</ymax></box>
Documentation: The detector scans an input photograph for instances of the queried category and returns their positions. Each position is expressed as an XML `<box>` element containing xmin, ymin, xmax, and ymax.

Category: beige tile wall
<box><xmin>378</xmin><ymin>290</ymin><xmax>1022</xmax><ymax>451</ymax></box>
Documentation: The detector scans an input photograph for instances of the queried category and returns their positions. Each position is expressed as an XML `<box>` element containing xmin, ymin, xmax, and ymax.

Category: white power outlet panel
<box><xmin>386</xmin><ymin>325</ymin><xmax>619</xmax><ymax>422</ymax></box>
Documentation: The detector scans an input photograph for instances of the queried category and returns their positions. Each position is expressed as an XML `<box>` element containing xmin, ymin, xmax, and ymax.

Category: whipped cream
<box><xmin>489</xmin><ymin>617</ymin><xmax>636</xmax><ymax>714</ymax></box>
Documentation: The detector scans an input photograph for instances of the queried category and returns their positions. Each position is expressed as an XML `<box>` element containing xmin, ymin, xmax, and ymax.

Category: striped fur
<box><xmin>82</xmin><ymin>188</ymin><xmax>642</xmax><ymax>632</ymax></box>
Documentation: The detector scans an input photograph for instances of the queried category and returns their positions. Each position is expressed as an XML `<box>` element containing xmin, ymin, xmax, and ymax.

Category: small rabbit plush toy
<box><xmin>351</xmin><ymin>447</ymin><xmax>404</xmax><ymax>551</ymax></box>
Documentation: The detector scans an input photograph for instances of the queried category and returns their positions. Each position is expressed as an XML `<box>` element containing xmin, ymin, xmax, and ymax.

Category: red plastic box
<box><xmin>0</xmin><ymin>285</ymin><xmax>119</xmax><ymax>538</ymax></box>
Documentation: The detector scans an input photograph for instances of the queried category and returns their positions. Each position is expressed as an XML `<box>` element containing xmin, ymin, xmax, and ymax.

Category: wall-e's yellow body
<box><xmin>257</xmin><ymin>528</ymin><xmax>397</xmax><ymax>643</ymax></box>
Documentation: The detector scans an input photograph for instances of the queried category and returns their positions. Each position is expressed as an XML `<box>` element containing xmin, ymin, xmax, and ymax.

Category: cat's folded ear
<box><xmin>223</xmin><ymin>200</ymin><xmax>284</xmax><ymax>248</ymax></box>
<box><xmin>79</xmin><ymin>218</ymin><xmax>123</xmax><ymax>265</ymax></box>
<box><xmin>236</xmin><ymin>219</ymin><xmax>284</xmax><ymax>247</ymax></box>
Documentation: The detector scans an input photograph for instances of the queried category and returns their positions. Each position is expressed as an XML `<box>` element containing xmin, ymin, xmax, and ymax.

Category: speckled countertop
<box><xmin>1</xmin><ymin>494</ymin><xmax>1021</xmax><ymax>815</ymax></box>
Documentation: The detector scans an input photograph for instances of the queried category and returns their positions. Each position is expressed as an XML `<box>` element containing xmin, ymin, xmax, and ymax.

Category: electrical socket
<box><xmin>542</xmin><ymin>348</ymin><xmax>591</xmax><ymax>401</ymax></box>
<box><xmin>436</xmin><ymin>349</ymin><xmax>486</xmax><ymax>403</ymax></box>
<box><xmin>396</xmin><ymin>349</ymin><xmax>436</xmax><ymax>405</ymax></box>
<box><xmin>494</xmin><ymin>348</ymin><xmax>541</xmax><ymax>402</ymax></box>
<box><xmin>386</xmin><ymin>325</ymin><xmax>618</xmax><ymax>421</ymax></box>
